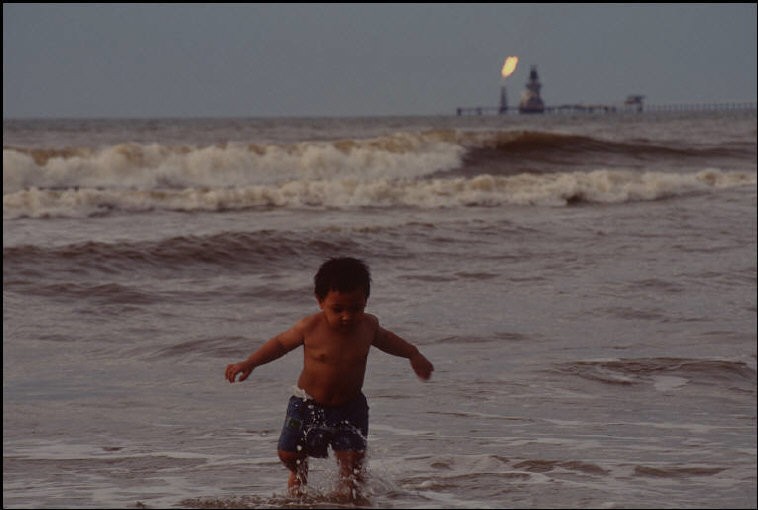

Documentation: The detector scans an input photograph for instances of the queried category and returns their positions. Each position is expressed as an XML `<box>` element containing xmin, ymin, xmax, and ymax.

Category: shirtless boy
<box><xmin>225</xmin><ymin>257</ymin><xmax>434</xmax><ymax>497</ymax></box>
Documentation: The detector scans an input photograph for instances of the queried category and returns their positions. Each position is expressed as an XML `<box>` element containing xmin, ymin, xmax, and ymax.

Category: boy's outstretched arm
<box><xmin>225</xmin><ymin>321</ymin><xmax>305</xmax><ymax>383</ymax></box>
<box><xmin>373</xmin><ymin>325</ymin><xmax>434</xmax><ymax>380</ymax></box>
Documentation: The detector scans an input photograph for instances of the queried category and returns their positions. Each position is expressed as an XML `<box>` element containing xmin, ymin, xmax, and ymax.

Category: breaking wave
<box><xmin>4</xmin><ymin>169</ymin><xmax>754</xmax><ymax>219</ymax></box>
<box><xmin>4</xmin><ymin>129</ymin><xmax>756</xmax><ymax>218</ymax></box>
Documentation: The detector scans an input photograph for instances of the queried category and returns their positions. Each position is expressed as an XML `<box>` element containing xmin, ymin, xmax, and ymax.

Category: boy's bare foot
<box><xmin>287</xmin><ymin>466</ymin><xmax>308</xmax><ymax>497</ymax></box>
<box><xmin>330</xmin><ymin>481</ymin><xmax>369</xmax><ymax>505</ymax></box>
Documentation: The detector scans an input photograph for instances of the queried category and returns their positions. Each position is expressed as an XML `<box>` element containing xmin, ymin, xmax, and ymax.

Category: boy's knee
<box><xmin>335</xmin><ymin>450</ymin><xmax>365</xmax><ymax>471</ymax></box>
<box><xmin>278</xmin><ymin>449</ymin><xmax>306</xmax><ymax>470</ymax></box>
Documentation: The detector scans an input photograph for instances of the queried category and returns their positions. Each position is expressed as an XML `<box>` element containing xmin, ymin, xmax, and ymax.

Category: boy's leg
<box><xmin>334</xmin><ymin>450</ymin><xmax>365</xmax><ymax>497</ymax></box>
<box><xmin>329</xmin><ymin>393</ymin><xmax>369</xmax><ymax>498</ymax></box>
<box><xmin>277</xmin><ymin>396</ymin><xmax>313</xmax><ymax>493</ymax></box>
<box><xmin>278</xmin><ymin>449</ymin><xmax>308</xmax><ymax>493</ymax></box>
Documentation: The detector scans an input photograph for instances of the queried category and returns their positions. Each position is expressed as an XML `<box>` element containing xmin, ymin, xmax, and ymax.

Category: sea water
<box><xmin>3</xmin><ymin>111</ymin><xmax>756</xmax><ymax>508</ymax></box>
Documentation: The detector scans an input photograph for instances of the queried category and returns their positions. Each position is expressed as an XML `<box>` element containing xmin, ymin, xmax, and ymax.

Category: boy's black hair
<box><xmin>314</xmin><ymin>257</ymin><xmax>371</xmax><ymax>301</ymax></box>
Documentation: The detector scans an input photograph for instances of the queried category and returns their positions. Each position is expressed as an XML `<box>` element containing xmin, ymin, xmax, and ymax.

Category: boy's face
<box><xmin>318</xmin><ymin>288</ymin><xmax>367</xmax><ymax>331</ymax></box>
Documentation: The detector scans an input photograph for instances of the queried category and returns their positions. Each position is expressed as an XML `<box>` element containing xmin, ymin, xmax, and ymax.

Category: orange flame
<box><xmin>501</xmin><ymin>56</ymin><xmax>518</xmax><ymax>79</ymax></box>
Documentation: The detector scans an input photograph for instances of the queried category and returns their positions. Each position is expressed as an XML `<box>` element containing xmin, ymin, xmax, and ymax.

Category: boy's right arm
<box><xmin>225</xmin><ymin>318</ymin><xmax>307</xmax><ymax>383</ymax></box>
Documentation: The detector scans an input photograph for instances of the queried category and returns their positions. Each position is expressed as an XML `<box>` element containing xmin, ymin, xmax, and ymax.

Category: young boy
<box><xmin>225</xmin><ymin>257</ymin><xmax>434</xmax><ymax>497</ymax></box>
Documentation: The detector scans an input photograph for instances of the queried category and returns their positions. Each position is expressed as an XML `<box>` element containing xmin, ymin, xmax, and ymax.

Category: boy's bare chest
<box><xmin>304</xmin><ymin>333</ymin><xmax>371</xmax><ymax>365</ymax></box>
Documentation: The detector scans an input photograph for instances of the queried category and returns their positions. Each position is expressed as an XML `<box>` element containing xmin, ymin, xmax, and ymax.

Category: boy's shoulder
<box><xmin>363</xmin><ymin>313</ymin><xmax>380</xmax><ymax>327</ymax></box>
<box><xmin>297</xmin><ymin>311</ymin><xmax>325</xmax><ymax>330</ymax></box>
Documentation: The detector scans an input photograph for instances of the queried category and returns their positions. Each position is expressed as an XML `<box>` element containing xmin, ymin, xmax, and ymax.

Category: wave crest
<box><xmin>3</xmin><ymin>168</ymin><xmax>754</xmax><ymax>218</ymax></box>
<box><xmin>4</xmin><ymin>127</ymin><xmax>755</xmax><ymax>218</ymax></box>
<box><xmin>3</xmin><ymin>131</ymin><xmax>466</xmax><ymax>194</ymax></box>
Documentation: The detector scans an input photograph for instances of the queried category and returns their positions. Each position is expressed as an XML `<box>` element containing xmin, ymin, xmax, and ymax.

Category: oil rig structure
<box><xmin>458</xmin><ymin>64</ymin><xmax>547</xmax><ymax>116</ymax></box>
<box><xmin>456</xmin><ymin>65</ymin><xmax>755</xmax><ymax>116</ymax></box>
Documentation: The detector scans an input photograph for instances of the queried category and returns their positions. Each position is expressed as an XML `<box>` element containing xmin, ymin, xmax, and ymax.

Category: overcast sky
<box><xmin>3</xmin><ymin>3</ymin><xmax>757</xmax><ymax>119</ymax></box>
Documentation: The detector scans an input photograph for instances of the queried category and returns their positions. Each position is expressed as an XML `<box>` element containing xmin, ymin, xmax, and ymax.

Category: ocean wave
<box><xmin>3</xmin><ymin>168</ymin><xmax>755</xmax><ymax>218</ymax></box>
<box><xmin>5</xmin><ymin>128</ymin><xmax>753</xmax><ymax>195</ymax></box>
<box><xmin>12</xmin><ymin>281</ymin><xmax>159</xmax><ymax>305</ymax></box>
<box><xmin>556</xmin><ymin>357</ymin><xmax>757</xmax><ymax>388</ymax></box>
<box><xmin>4</xmin><ymin>127</ymin><xmax>755</xmax><ymax>218</ymax></box>
<box><xmin>2</xmin><ymin>231</ymin><xmax>370</xmax><ymax>279</ymax></box>
<box><xmin>463</xmin><ymin>130</ymin><xmax>750</xmax><ymax>158</ymax></box>
<box><xmin>457</xmin><ymin>130</ymin><xmax>756</xmax><ymax>177</ymax></box>
<box><xmin>633</xmin><ymin>465</ymin><xmax>725</xmax><ymax>478</ymax></box>
<box><xmin>3</xmin><ymin>130</ymin><xmax>466</xmax><ymax>193</ymax></box>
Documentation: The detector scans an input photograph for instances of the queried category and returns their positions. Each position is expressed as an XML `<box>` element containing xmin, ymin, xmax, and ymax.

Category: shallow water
<box><xmin>3</xmin><ymin>111</ymin><xmax>756</xmax><ymax>508</ymax></box>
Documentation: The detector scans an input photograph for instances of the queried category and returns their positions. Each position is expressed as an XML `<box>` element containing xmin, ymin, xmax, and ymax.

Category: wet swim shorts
<box><xmin>277</xmin><ymin>392</ymin><xmax>369</xmax><ymax>458</ymax></box>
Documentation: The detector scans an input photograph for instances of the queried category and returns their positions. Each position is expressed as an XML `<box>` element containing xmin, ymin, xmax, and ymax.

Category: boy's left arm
<box><xmin>373</xmin><ymin>324</ymin><xmax>434</xmax><ymax>380</ymax></box>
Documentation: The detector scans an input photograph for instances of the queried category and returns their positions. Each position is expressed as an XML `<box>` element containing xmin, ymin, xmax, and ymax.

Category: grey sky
<box><xmin>3</xmin><ymin>3</ymin><xmax>757</xmax><ymax>118</ymax></box>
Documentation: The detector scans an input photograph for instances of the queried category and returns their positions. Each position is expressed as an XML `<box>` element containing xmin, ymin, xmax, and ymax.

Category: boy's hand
<box><xmin>410</xmin><ymin>353</ymin><xmax>434</xmax><ymax>381</ymax></box>
<box><xmin>225</xmin><ymin>362</ymin><xmax>253</xmax><ymax>383</ymax></box>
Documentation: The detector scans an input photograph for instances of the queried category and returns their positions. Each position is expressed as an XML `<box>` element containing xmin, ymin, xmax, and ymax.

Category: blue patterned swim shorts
<box><xmin>277</xmin><ymin>392</ymin><xmax>369</xmax><ymax>458</ymax></box>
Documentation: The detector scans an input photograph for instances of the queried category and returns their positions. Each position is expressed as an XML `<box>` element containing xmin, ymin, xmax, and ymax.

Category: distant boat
<box><xmin>519</xmin><ymin>66</ymin><xmax>545</xmax><ymax>114</ymax></box>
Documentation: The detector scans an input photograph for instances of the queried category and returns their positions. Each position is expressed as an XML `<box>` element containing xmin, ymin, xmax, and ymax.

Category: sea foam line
<box><xmin>3</xmin><ymin>169</ymin><xmax>755</xmax><ymax>219</ymax></box>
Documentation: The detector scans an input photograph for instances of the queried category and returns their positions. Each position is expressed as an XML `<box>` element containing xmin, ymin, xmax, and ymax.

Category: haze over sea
<box><xmin>3</xmin><ymin>110</ymin><xmax>756</xmax><ymax>508</ymax></box>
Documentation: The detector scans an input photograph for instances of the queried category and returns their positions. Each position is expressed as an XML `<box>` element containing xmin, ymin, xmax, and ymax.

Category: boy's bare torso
<box><xmin>225</xmin><ymin>285</ymin><xmax>433</xmax><ymax>409</ymax></box>
<box><xmin>295</xmin><ymin>312</ymin><xmax>378</xmax><ymax>406</ymax></box>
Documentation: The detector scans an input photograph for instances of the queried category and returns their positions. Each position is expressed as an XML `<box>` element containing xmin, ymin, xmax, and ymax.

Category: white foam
<box><xmin>4</xmin><ymin>169</ymin><xmax>755</xmax><ymax>219</ymax></box>
<box><xmin>652</xmin><ymin>375</ymin><xmax>689</xmax><ymax>392</ymax></box>
<box><xmin>3</xmin><ymin>133</ymin><xmax>465</xmax><ymax>194</ymax></box>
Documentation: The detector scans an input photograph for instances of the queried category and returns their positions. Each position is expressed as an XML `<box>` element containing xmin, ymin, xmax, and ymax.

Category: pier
<box><xmin>456</xmin><ymin>101</ymin><xmax>756</xmax><ymax>116</ymax></box>
<box><xmin>461</xmin><ymin>61</ymin><xmax>755</xmax><ymax>117</ymax></box>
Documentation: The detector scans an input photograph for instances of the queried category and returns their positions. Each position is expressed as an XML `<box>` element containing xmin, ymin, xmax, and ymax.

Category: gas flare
<box><xmin>501</xmin><ymin>56</ymin><xmax>518</xmax><ymax>79</ymax></box>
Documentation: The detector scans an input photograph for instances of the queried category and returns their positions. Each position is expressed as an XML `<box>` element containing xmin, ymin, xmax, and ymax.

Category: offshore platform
<box><xmin>457</xmin><ymin>63</ymin><xmax>546</xmax><ymax>116</ymax></box>
<box><xmin>457</xmin><ymin>61</ymin><xmax>755</xmax><ymax>116</ymax></box>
